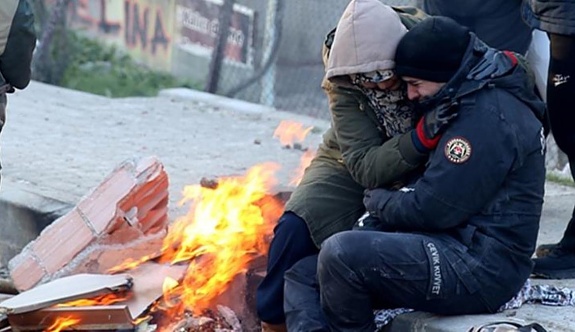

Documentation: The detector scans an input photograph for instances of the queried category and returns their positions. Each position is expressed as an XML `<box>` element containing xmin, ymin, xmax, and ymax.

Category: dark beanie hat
<box><xmin>395</xmin><ymin>16</ymin><xmax>471</xmax><ymax>82</ymax></box>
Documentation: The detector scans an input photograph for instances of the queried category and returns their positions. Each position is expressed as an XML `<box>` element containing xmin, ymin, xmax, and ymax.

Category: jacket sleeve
<box><xmin>392</xmin><ymin>6</ymin><xmax>429</xmax><ymax>29</ymax></box>
<box><xmin>369</xmin><ymin>101</ymin><xmax>516</xmax><ymax>231</ymax></box>
<box><xmin>326</xmin><ymin>83</ymin><xmax>427</xmax><ymax>189</ymax></box>
<box><xmin>0</xmin><ymin>0</ymin><xmax>36</xmax><ymax>89</ymax></box>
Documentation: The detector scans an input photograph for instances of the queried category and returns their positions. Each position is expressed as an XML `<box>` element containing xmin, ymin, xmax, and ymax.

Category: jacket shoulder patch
<box><xmin>444</xmin><ymin>137</ymin><xmax>472</xmax><ymax>164</ymax></box>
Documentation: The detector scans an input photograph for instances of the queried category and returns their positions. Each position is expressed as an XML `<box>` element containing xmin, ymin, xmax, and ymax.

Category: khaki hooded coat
<box><xmin>284</xmin><ymin>1</ymin><xmax>428</xmax><ymax>247</ymax></box>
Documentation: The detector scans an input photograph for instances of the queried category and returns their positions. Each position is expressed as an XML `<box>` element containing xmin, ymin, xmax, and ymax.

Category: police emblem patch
<box><xmin>444</xmin><ymin>137</ymin><xmax>471</xmax><ymax>164</ymax></box>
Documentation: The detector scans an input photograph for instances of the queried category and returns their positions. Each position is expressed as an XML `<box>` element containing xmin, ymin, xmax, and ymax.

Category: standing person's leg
<box><xmin>284</xmin><ymin>254</ymin><xmax>329</xmax><ymax>332</ymax></box>
<box><xmin>533</xmin><ymin>33</ymin><xmax>575</xmax><ymax>279</ymax></box>
<box><xmin>317</xmin><ymin>231</ymin><xmax>491</xmax><ymax>332</ymax></box>
<box><xmin>256</xmin><ymin>212</ymin><xmax>318</xmax><ymax>329</ymax></box>
<box><xmin>0</xmin><ymin>92</ymin><xmax>6</xmax><ymax>186</ymax></box>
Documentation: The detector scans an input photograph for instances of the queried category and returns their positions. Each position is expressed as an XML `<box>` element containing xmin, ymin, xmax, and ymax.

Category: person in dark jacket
<box><xmin>423</xmin><ymin>0</ymin><xmax>532</xmax><ymax>54</ymax></box>
<box><xmin>0</xmin><ymin>0</ymin><xmax>36</xmax><ymax>182</ymax></box>
<box><xmin>522</xmin><ymin>0</ymin><xmax>575</xmax><ymax>280</ymax></box>
<box><xmin>257</xmin><ymin>4</ymin><xmax>433</xmax><ymax>331</ymax></box>
<box><xmin>284</xmin><ymin>16</ymin><xmax>546</xmax><ymax>331</ymax></box>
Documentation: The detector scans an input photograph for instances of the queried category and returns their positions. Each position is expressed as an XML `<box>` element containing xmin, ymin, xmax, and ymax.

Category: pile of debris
<box><xmin>0</xmin><ymin>157</ymin><xmax>281</xmax><ymax>332</ymax></box>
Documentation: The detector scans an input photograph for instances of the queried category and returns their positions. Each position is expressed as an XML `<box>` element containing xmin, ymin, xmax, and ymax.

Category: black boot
<box><xmin>532</xmin><ymin>214</ymin><xmax>575</xmax><ymax>279</ymax></box>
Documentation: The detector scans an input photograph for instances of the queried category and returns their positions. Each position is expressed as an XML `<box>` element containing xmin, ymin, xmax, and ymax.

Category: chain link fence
<box><xmin>28</xmin><ymin>0</ymin><xmax>419</xmax><ymax>120</ymax></box>
<box><xmin>219</xmin><ymin>0</ymin><xmax>420</xmax><ymax>120</ymax></box>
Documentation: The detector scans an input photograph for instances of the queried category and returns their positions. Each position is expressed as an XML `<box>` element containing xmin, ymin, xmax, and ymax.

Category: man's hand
<box><xmin>363</xmin><ymin>188</ymin><xmax>394</xmax><ymax>221</ymax></box>
<box><xmin>412</xmin><ymin>100</ymin><xmax>459</xmax><ymax>152</ymax></box>
<box><xmin>468</xmin><ymin>48</ymin><xmax>518</xmax><ymax>80</ymax></box>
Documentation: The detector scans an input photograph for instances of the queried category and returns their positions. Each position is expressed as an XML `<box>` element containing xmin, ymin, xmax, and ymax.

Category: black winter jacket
<box><xmin>366</xmin><ymin>35</ymin><xmax>547</xmax><ymax>311</ymax></box>
<box><xmin>522</xmin><ymin>0</ymin><xmax>575</xmax><ymax>36</ymax></box>
<box><xmin>424</xmin><ymin>0</ymin><xmax>532</xmax><ymax>54</ymax></box>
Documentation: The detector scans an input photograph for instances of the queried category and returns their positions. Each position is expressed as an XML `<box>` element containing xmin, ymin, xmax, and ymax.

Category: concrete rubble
<box><xmin>8</xmin><ymin>157</ymin><xmax>169</xmax><ymax>291</ymax></box>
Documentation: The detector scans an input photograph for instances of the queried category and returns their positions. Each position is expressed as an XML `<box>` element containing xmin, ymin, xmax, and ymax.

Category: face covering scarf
<box><xmin>350</xmin><ymin>73</ymin><xmax>415</xmax><ymax>138</ymax></box>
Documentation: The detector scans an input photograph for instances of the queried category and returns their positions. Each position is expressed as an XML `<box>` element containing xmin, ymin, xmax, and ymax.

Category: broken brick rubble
<box><xmin>8</xmin><ymin>157</ymin><xmax>169</xmax><ymax>291</ymax></box>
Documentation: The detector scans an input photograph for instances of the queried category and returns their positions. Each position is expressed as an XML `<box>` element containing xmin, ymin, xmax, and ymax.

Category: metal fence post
<box><xmin>259</xmin><ymin>0</ymin><xmax>278</xmax><ymax>106</ymax></box>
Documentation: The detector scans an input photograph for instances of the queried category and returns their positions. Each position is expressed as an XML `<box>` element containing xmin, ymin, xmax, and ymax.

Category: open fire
<box><xmin>1</xmin><ymin>120</ymin><xmax>317</xmax><ymax>332</ymax></box>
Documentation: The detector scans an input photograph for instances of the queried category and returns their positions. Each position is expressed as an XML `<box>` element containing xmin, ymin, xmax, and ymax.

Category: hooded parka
<box><xmin>284</xmin><ymin>1</ymin><xmax>428</xmax><ymax>247</ymax></box>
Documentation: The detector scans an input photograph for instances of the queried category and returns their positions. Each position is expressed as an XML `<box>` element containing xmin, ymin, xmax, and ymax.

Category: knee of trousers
<box><xmin>285</xmin><ymin>255</ymin><xmax>319</xmax><ymax>285</ymax></box>
<box><xmin>317</xmin><ymin>232</ymin><xmax>357</xmax><ymax>274</ymax></box>
<box><xmin>273</xmin><ymin>212</ymin><xmax>316</xmax><ymax>251</ymax></box>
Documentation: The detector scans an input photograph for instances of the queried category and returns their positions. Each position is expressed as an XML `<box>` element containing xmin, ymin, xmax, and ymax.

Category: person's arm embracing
<box><xmin>0</xmin><ymin>0</ymin><xmax>36</xmax><ymax>90</ymax></box>
<box><xmin>364</xmin><ymin>98</ymin><xmax>515</xmax><ymax>231</ymax></box>
<box><xmin>326</xmin><ymin>82</ymin><xmax>427</xmax><ymax>189</ymax></box>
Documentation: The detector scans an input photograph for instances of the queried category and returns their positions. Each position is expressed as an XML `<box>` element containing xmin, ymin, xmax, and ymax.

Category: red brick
<box><xmin>9</xmin><ymin>157</ymin><xmax>170</xmax><ymax>291</ymax></box>
<box><xmin>134</xmin><ymin>156</ymin><xmax>164</xmax><ymax>181</ymax></box>
<box><xmin>121</xmin><ymin>172</ymin><xmax>168</xmax><ymax>208</ymax></box>
<box><xmin>9</xmin><ymin>255</ymin><xmax>46</xmax><ymax>292</ymax></box>
<box><xmin>139</xmin><ymin>204</ymin><xmax>169</xmax><ymax>233</ymax></box>
<box><xmin>98</xmin><ymin>225</ymin><xmax>144</xmax><ymax>246</ymax></box>
<box><xmin>77</xmin><ymin>168</ymin><xmax>136</xmax><ymax>235</ymax></box>
<box><xmin>32</xmin><ymin>209</ymin><xmax>95</xmax><ymax>274</ymax></box>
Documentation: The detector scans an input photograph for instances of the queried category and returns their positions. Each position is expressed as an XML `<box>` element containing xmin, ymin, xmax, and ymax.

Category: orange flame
<box><xmin>45</xmin><ymin>316</ymin><xmax>80</xmax><ymax>332</ymax></box>
<box><xmin>107</xmin><ymin>254</ymin><xmax>156</xmax><ymax>274</ymax></box>
<box><xmin>157</xmin><ymin>162</ymin><xmax>283</xmax><ymax>315</ymax></box>
<box><xmin>273</xmin><ymin>120</ymin><xmax>313</xmax><ymax>147</ymax></box>
<box><xmin>289</xmin><ymin>149</ymin><xmax>316</xmax><ymax>186</ymax></box>
<box><xmin>57</xmin><ymin>292</ymin><xmax>129</xmax><ymax>307</ymax></box>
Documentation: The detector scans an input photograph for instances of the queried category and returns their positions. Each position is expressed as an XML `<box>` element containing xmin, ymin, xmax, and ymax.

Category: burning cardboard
<box><xmin>7</xmin><ymin>305</ymin><xmax>139</xmax><ymax>331</ymax></box>
<box><xmin>0</xmin><ymin>274</ymin><xmax>132</xmax><ymax>315</ymax></box>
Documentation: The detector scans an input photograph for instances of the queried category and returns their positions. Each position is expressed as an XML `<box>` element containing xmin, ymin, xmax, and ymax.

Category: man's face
<box><xmin>402</xmin><ymin>77</ymin><xmax>445</xmax><ymax>101</ymax></box>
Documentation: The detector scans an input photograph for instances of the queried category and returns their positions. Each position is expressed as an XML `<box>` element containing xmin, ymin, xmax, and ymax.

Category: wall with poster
<box><xmin>45</xmin><ymin>0</ymin><xmax>256</xmax><ymax>87</ymax></box>
<box><xmin>174</xmin><ymin>0</ymin><xmax>255</xmax><ymax>67</ymax></box>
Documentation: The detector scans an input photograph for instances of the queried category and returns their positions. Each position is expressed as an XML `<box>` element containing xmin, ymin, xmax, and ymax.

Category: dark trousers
<box><xmin>297</xmin><ymin>231</ymin><xmax>492</xmax><ymax>332</ymax></box>
<box><xmin>256</xmin><ymin>212</ymin><xmax>319</xmax><ymax>324</ymax></box>
<box><xmin>284</xmin><ymin>255</ymin><xmax>329</xmax><ymax>332</ymax></box>
<box><xmin>547</xmin><ymin>33</ymin><xmax>575</xmax><ymax>250</ymax></box>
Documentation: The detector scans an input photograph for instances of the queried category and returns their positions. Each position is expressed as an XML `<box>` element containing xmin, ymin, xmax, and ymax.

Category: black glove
<box><xmin>363</xmin><ymin>188</ymin><xmax>394</xmax><ymax>221</ymax></box>
<box><xmin>412</xmin><ymin>99</ymin><xmax>459</xmax><ymax>152</ymax></box>
<box><xmin>467</xmin><ymin>48</ymin><xmax>517</xmax><ymax>80</ymax></box>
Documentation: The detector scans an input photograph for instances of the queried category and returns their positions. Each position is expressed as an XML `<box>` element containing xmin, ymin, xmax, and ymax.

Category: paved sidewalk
<box><xmin>2</xmin><ymin>81</ymin><xmax>575</xmax><ymax>331</ymax></box>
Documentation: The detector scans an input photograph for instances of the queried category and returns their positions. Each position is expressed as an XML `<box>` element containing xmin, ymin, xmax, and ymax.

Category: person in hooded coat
<box><xmin>256</xmin><ymin>1</ymin><xmax>519</xmax><ymax>331</ymax></box>
<box><xmin>256</xmin><ymin>2</ymin><xmax>443</xmax><ymax>330</ymax></box>
<box><xmin>288</xmin><ymin>16</ymin><xmax>546</xmax><ymax>331</ymax></box>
